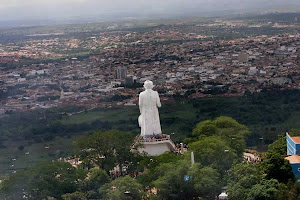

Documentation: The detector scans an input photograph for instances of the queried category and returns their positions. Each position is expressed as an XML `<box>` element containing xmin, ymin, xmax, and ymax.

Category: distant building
<box><xmin>248</xmin><ymin>67</ymin><xmax>257</xmax><ymax>75</ymax></box>
<box><xmin>285</xmin><ymin>133</ymin><xmax>300</xmax><ymax>180</ymax></box>
<box><xmin>270</xmin><ymin>77</ymin><xmax>292</xmax><ymax>86</ymax></box>
<box><xmin>238</xmin><ymin>52</ymin><xmax>249</xmax><ymax>63</ymax></box>
<box><xmin>114</xmin><ymin>67</ymin><xmax>127</xmax><ymax>79</ymax></box>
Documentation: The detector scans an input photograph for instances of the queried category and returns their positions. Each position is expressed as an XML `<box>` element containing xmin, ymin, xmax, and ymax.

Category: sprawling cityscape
<box><xmin>0</xmin><ymin>1</ymin><xmax>300</xmax><ymax>199</ymax></box>
<box><xmin>1</xmin><ymin>17</ymin><xmax>300</xmax><ymax>114</ymax></box>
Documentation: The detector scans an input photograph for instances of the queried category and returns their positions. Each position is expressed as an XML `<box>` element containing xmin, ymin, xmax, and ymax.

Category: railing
<box><xmin>142</xmin><ymin>137</ymin><xmax>171</xmax><ymax>143</ymax></box>
<box><xmin>133</xmin><ymin>134</ymin><xmax>176</xmax><ymax>149</ymax></box>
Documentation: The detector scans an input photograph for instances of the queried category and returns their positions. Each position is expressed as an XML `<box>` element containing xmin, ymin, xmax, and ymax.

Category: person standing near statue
<box><xmin>139</xmin><ymin>80</ymin><xmax>162</xmax><ymax>136</ymax></box>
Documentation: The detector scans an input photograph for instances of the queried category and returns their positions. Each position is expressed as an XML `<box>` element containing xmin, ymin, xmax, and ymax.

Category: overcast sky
<box><xmin>0</xmin><ymin>0</ymin><xmax>299</xmax><ymax>21</ymax></box>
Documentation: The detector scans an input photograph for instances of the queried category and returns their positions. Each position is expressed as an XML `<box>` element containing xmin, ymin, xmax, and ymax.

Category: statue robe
<box><xmin>139</xmin><ymin>89</ymin><xmax>162</xmax><ymax>136</ymax></box>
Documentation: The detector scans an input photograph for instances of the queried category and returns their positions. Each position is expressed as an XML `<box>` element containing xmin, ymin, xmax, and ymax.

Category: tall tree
<box><xmin>80</xmin><ymin>168</ymin><xmax>111</xmax><ymax>199</ymax></box>
<box><xmin>246</xmin><ymin>179</ymin><xmax>281</xmax><ymax>200</ymax></box>
<box><xmin>153</xmin><ymin>160</ymin><xmax>221</xmax><ymax>200</ymax></box>
<box><xmin>226</xmin><ymin>163</ymin><xmax>264</xmax><ymax>200</ymax></box>
<box><xmin>189</xmin><ymin>136</ymin><xmax>238</xmax><ymax>175</ymax></box>
<box><xmin>193</xmin><ymin>116</ymin><xmax>250</xmax><ymax>158</ymax></box>
<box><xmin>267</xmin><ymin>133</ymin><xmax>286</xmax><ymax>156</ymax></box>
<box><xmin>75</xmin><ymin>130</ymin><xmax>137</xmax><ymax>174</ymax></box>
<box><xmin>262</xmin><ymin>152</ymin><xmax>295</xmax><ymax>184</ymax></box>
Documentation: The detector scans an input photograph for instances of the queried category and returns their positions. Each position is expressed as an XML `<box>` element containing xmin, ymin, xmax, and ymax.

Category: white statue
<box><xmin>139</xmin><ymin>80</ymin><xmax>162</xmax><ymax>136</ymax></box>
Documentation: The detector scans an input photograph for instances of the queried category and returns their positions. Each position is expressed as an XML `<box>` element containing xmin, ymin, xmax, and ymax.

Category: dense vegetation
<box><xmin>1</xmin><ymin>117</ymin><xmax>299</xmax><ymax>200</ymax></box>
<box><xmin>0</xmin><ymin>89</ymin><xmax>299</xmax><ymax>176</ymax></box>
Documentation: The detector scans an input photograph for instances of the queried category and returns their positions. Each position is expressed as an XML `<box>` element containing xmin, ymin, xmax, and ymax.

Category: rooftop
<box><xmin>292</xmin><ymin>137</ymin><xmax>300</xmax><ymax>144</ymax></box>
<box><xmin>287</xmin><ymin>133</ymin><xmax>300</xmax><ymax>144</ymax></box>
<box><xmin>285</xmin><ymin>155</ymin><xmax>300</xmax><ymax>164</ymax></box>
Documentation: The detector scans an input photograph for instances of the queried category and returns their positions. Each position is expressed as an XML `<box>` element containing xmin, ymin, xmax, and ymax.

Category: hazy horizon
<box><xmin>0</xmin><ymin>0</ymin><xmax>300</xmax><ymax>25</ymax></box>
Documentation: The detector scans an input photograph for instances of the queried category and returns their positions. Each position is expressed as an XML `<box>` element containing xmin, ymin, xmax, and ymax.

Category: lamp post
<box><xmin>191</xmin><ymin>152</ymin><xmax>195</xmax><ymax>166</ymax></box>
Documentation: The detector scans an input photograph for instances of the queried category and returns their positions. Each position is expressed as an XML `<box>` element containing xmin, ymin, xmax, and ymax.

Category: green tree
<box><xmin>246</xmin><ymin>179</ymin><xmax>280</xmax><ymax>200</ymax></box>
<box><xmin>261</xmin><ymin>152</ymin><xmax>295</xmax><ymax>184</ymax></box>
<box><xmin>99</xmin><ymin>176</ymin><xmax>144</xmax><ymax>200</ymax></box>
<box><xmin>80</xmin><ymin>168</ymin><xmax>110</xmax><ymax>199</ymax></box>
<box><xmin>62</xmin><ymin>191</ymin><xmax>87</xmax><ymax>200</ymax></box>
<box><xmin>276</xmin><ymin>181</ymin><xmax>300</xmax><ymax>200</ymax></box>
<box><xmin>192</xmin><ymin>116</ymin><xmax>250</xmax><ymax>158</ymax></box>
<box><xmin>267</xmin><ymin>133</ymin><xmax>286</xmax><ymax>156</ymax></box>
<box><xmin>226</xmin><ymin>163</ymin><xmax>264</xmax><ymax>200</ymax></box>
<box><xmin>75</xmin><ymin>130</ymin><xmax>137</xmax><ymax>174</ymax></box>
<box><xmin>1</xmin><ymin>161</ymin><xmax>87</xmax><ymax>200</ymax></box>
<box><xmin>192</xmin><ymin>120</ymin><xmax>217</xmax><ymax>136</ymax></box>
<box><xmin>83</xmin><ymin>168</ymin><xmax>110</xmax><ymax>191</ymax></box>
<box><xmin>189</xmin><ymin>136</ymin><xmax>238</xmax><ymax>175</ymax></box>
<box><xmin>153</xmin><ymin>160</ymin><xmax>221</xmax><ymax>200</ymax></box>
<box><xmin>0</xmin><ymin>171</ymin><xmax>29</xmax><ymax>200</ymax></box>
<box><xmin>29</xmin><ymin>162</ymin><xmax>87</xmax><ymax>199</ymax></box>
<box><xmin>137</xmin><ymin>153</ymin><xmax>183</xmax><ymax>187</ymax></box>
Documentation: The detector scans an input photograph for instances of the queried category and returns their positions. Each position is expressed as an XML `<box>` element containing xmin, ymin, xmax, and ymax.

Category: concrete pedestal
<box><xmin>135</xmin><ymin>135</ymin><xmax>175</xmax><ymax>156</ymax></box>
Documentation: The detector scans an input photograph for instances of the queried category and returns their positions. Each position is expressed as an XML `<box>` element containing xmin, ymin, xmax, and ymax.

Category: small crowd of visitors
<box><xmin>141</xmin><ymin>134</ymin><xmax>170</xmax><ymax>142</ymax></box>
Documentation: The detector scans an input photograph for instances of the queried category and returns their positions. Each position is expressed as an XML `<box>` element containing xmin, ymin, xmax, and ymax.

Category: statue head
<box><xmin>144</xmin><ymin>80</ymin><xmax>154</xmax><ymax>90</ymax></box>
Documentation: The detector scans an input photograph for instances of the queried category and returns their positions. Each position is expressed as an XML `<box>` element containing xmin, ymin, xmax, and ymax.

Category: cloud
<box><xmin>0</xmin><ymin>0</ymin><xmax>299</xmax><ymax>21</ymax></box>
<box><xmin>0</xmin><ymin>0</ymin><xmax>89</xmax><ymax>9</ymax></box>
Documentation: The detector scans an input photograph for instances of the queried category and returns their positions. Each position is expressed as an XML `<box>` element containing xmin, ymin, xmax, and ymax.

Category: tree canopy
<box><xmin>75</xmin><ymin>130</ymin><xmax>138</xmax><ymax>174</ymax></box>
<box><xmin>246</xmin><ymin>179</ymin><xmax>281</xmax><ymax>200</ymax></box>
<box><xmin>262</xmin><ymin>152</ymin><xmax>295</xmax><ymax>184</ymax></box>
<box><xmin>99</xmin><ymin>176</ymin><xmax>144</xmax><ymax>200</ymax></box>
<box><xmin>226</xmin><ymin>163</ymin><xmax>264</xmax><ymax>200</ymax></box>
<box><xmin>1</xmin><ymin>161</ymin><xmax>87</xmax><ymax>200</ymax></box>
<box><xmin>192</xmin><ymin>116</ymin><xmax>250</xmax><ymax>157</ymax></box>
<box><xmin>189</xmin><ymin>136</ymin><xmax>238</xmax><ymax>175</ymax></box>
<box><xmin>2</xmin><ymin>117</ymin><xmax>299</xmax><ymax>200</ymax></box>
<box><xmin>152</xmin><ymin>160</ymin><xmax>221</xmax><ymax>200</ymax></box>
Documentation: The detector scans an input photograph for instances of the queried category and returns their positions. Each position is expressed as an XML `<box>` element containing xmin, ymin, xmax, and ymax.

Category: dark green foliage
<box><xmin>79</xmin><ymin>168</ymin><xmax>110</xmax><ymax>199</ymax></box>
<box><xmin>1</xmin><ymin>161</ymin><xmax>87</xmax><ymax>200</ymax></box>
<box><xmin>137</xmin><ymin>153</ymin><xmax>184</xmax><ymax>186</ymax></box>
<box><xmin>190</xmin><ymin>136</ymin><xmax>238</xmax><ymax>175</ymax></box>
<box><xmin>99</xmin><ymin>176</ymin><xmax>144</xmax><ymax>200</ymax></box>
<box><xmin>246</xmin><ymin>179</ymin><xmax>281</xmax><ymax>200</ymax></box>
<box><xmin>75</xmin><ymin>130</ymin><xmax>138</xmax><ymax>174</ymax></box>
<box><xmin>153</xmin><ymin>160</ymin><xmax>221</xmax><ymax>200</ymax></box>
<box><xmin>0</xmin><ymin>171</ymin><xmax>30</xmax><ymax>200</ymax></box>
<box><xmin>226</xmin><ymin>134</ymin><xmax>299</xmax><ymax>200</ymax></box>
<box><xmin>0</xmin><ymin>89</ymin><xmax>299</xmax><ymax>176</ymax></box>
<box><xmin>191</xmin><ymin>89</ymin><xmax>300</xmax><ymax>145</ymax></box>
<box><xmin>82</xmin><ymin>168</ymin><xmax>110</xmax><ymax>191</ymax></box>
<box><xmin>119</xmin><ymin>82</ymin><xmax>143</xmax><ymax>89</ymax></box>
<box><xmin>192</xmin><ymin>116</ymin><xmax>249</xmax><ymax>158</ymax></box>
<box><xmin>100</xmin><ymin>95</ymin><xmax>133</xmax><ymax>102</ymax></box>
<box><xmin>226</xmin><ymin>163</ymin><xmax>264</xmax><ymax>200</ymax></box>
<box><xmin>276</xmin><ymin>181</ymin><xmax>300</xmax><ymax>200</ymax></box>
<box><xmin>267</xmin><ymin>133</ymin><xmax>286</xmax><ymax>156</ymax></box>
<box><xmin>62</xmin><ymin>191</ymin><xmax>87</xmax><ymax>200</ymax></box>
<box><xmin>262</xmin><ymin>152</ymin><xmax>295</xmax><ymax>184</ymax></box>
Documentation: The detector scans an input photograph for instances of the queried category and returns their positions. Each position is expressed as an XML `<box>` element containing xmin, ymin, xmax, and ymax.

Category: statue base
<box><xmin>133</xmin><ymin>134</ymin><xmax>176</xmax><ymax>156</ymax></box>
